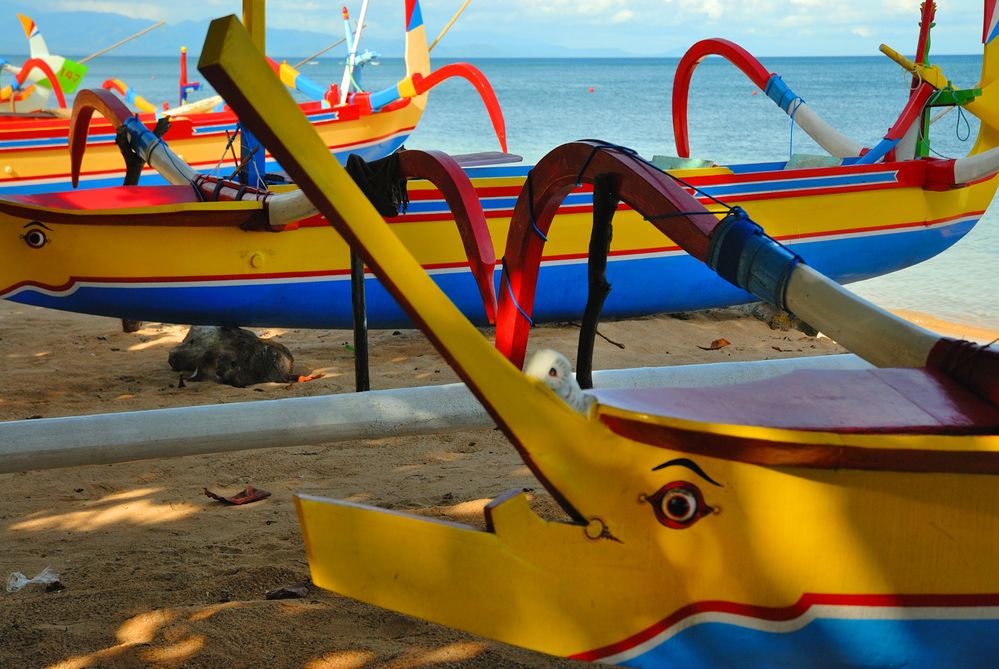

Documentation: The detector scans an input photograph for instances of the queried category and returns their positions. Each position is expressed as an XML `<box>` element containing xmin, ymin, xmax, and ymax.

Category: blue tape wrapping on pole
<box><xmin>707</xmin><ymin>208</ymin><xmax>801</xmax><ymax>310</ymax></box>
<box><xmin>293</xmin><ymin>73</ymin><xmax>327</xmax><ymax>101</ymax></box>
<box><xmin>763</xmin><ymin>74</ymin><xmax>802</xmax><ymax>114</ymax></box>
<box><xmin>854</xmin><ymin>136</ymin><xmax>900</xmax><ymax>165</ymax></box>
<box><xmin>369</xmin><ymin>83</ymin><xmax>403</xmax><ymax>112</ymax></box>
<box><xmin>123</xmin><ymin>116</ymin><xmax>158</xmax><ymax>159</ymax></box>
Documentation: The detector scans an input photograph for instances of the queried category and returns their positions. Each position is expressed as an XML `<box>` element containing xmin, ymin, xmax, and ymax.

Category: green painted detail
<box><xmin>917</xmin><ymin>118</ymin><xmax>932</xmax><ymax>158</ymax></box>
<box><xmin>927</xmin><ymin>88</ymin><xmax>981</xmax><ymax>107</ymax></box>
<box><xmin>36</xmin><ymin>59</ymin><xmax>88</xmax><ymax>94</ymax></box>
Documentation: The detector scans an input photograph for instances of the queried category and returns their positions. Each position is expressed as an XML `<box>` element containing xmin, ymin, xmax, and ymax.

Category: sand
<box><xmin>0</xmin><ymin>300</ymin><xmax>992</xmax><ymax>668</ymax></box>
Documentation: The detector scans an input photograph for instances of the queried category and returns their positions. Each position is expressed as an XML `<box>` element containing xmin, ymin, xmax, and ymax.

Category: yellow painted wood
<box><xmin>296</xmin><ymin>450</ymin><xmax>999</xmax><ymax>657</ymax></box>
<box><xmin>241</xmin><ymin>1</ymin><xmax>266</xmax><ymax>52</ymax></box>
<box><xmin>198</xmin><ymin>17</ymin><xmax>598</xmax><ymax>501</ymax></box>
<box><xmin>199</xmin><ymin>14</ymin><xmax>999</xmax><ymax>661</ymax></box>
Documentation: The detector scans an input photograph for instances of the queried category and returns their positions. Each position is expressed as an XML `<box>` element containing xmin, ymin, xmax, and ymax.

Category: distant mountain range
<box><xmin>0</xmin><ymin>4</ymin><xmax>648</xmax><ymax>60</ymax></box>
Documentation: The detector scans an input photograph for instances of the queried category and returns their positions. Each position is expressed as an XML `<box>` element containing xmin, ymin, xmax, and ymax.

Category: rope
<box><xmin>571</xmin><ymin>139</ymin><xmax>740</xmax><ymax>214</ymax></box>
<box><xmin>951</xmin><ymin>338</ymin><xmax>998</xmax><ymax>372</ymax></box>
<box><xmin>574</xmin><ymin>140</ymin><xmax>640</xmax><ymax>186</ymax></box>
<box><xmin>500</xmin><ymin>257</ymin><xmax>533</xmax><ymax>326</ymax></box>
<box><xmin>213</xmin><ymin>126</ymin><xmax>242</xmax><ymax>176</ymax></box>
<box><xmin>789</xmin><ymin>97</ymin><xmax>803</xmax><ymax>161</ymax></box>
<box><xmin>648</xmin><ymin>210</ymin><xmax>729</xmax><ymax>221</ymax></box>
<box><xmin>348</xmin><ymin>69</ymin><xmax>363</xmax><ymax>94</ymax></box>
<box><xmin>955</xmin><ymin>104</ymin><xmax>972</xmax><ymax>142</ymax></box>
<box><xmin>216</xmin><ymin>122</ymin><xmax>267</xmax><ymax>190</ymax></box>
<box><xmin>917</xmin><ymin>86</ymin><xmax>974</xmax><ymax>160</ymax></box>
<box><xmin>145</xmin><ymin>134</ymin><xmax>195</xmax><ymax>184</ymax></box>
<box><xmin>524</xmin><ymin>170</ymin><xmax>548</xmax><ymax>241</ymax></box>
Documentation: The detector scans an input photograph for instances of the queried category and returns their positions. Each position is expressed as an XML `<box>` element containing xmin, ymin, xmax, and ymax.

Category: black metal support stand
<box><xmin>576</xmin><ymin>173</ymin><xmax>619</xmax><ymax>389</ymax></box>
<box><xmin>116</xmin><ymin>119</ymin><xmax>170</xmax><ymax>333</ymax></box>
<box><xmin>350</xmin><ymin>249</ymin><xmax>370</xmax><ymax>392</ymax></box>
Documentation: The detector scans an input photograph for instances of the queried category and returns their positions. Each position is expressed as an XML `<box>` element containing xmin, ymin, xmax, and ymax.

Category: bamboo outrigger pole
<box><xmin>429</xmin><ymin>0</ymin><xmax>472</xmax><ymax>52</ymax></box>
<box><xmin>0</xmin><ymin>356</ymin><xmax>868</xmax><ymax>475</ymax></box>
<box><xmin>79</xmin><ymin>20</ymin><xmax>166</xmax><ymax>64</ymax></box>
<box><xmin>292</xmin><ymin>33</ymin><xmax>356</xmax><ymax>69</ymax></box>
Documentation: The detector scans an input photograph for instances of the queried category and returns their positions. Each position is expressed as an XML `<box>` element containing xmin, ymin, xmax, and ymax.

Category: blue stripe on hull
<box><xmin>0</xmin><ymin>135</ymin><xmax>410</xmax><ymax>196</ymax></box>
<box><xmin>622</xmin><ymin>618</ymin><xmax>999</xmax><ymax>668</ymax></box>
<box><xmin>7</xmin><ymin>219</ymin><xmax>973</xmax><ymax>329</ymax></box>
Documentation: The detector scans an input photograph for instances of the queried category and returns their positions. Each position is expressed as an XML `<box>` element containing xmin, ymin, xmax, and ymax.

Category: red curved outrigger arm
<box><xmin>493</xmin><ymin>141</ymin><xmax>999</xmax><ymax>405</ymax></box>
<box><xmin>672</xmin><ymin>38</ymin><xmax>771</xmax><ymax>158</ymax></box>
<box><xmin>495</xmin><ymin>141</ymin><xmax>720</xmax><ymax>368</ymax></box>
<box><xmin>396</xmin><ymin>148</ymin><xmax>498</xmax><ymax>323</ymax></box>
<box><xmin>412</xmin><ymin>63</ymin><xmax>508</xmax><ymax>154</ymax></box>
<box><xmin>14</xmin><ymin>57</ymin><xmax>67</xmax><ymax>108</ymax></box>
<box><xmin>69</xmin><ymin>88</ymin><xmax>135</xmax><ymax>187</ymax></box>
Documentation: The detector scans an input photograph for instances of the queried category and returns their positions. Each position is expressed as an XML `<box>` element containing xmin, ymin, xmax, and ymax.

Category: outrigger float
<box><xmin>0</xmin><ymin>0</ymin><xmax>506</xmax><ymax>196</ymax></box>
<box><xmin>196</xmin><ymin>10</ymin><xmax>998</xmax><ymax>669</ymax></box>
<box><xmin>0</xmin><ymin>2</ymin><xmax>996</xmax><ymax>329</ymax></box>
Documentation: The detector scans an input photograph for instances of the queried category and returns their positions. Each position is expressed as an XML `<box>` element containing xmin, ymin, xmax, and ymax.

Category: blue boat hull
<box><xmin>7</xmin><ymin>216</ymin><xmax>975</xmax><ymax>329</ymax></box>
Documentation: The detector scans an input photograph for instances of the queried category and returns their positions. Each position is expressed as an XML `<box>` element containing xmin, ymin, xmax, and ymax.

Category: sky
<box><xmin>4</xmin><ymin>0</ymin><xmax>990</xmax><ymax>57</ymax></box>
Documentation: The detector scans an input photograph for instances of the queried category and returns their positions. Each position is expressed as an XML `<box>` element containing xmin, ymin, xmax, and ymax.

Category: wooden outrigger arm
<box><xmin>674</xmin><ymin>2</ymin><xmax>999</xmax><ymax>172</ymax></box>
<box><xmin>70</xmin><ymin>89</ymin><xmax>197</xmax><ymax>187</ymax></box>
<box><xmin>493</xmin><ymin>140</ymin><xmax>998</xmax><ymax>399</ymax></box>
<box><xmin>6</xmin><ymin>57</ymin><xmax>67</xmax><ymax>108</ymax></box>
<box><xmin>396</xmin><ymin>149</ymin><xmax>498</xmax><ymax>323</ymax></box>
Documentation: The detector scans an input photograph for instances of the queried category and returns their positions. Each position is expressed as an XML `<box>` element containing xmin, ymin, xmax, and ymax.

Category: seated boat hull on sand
<box><xmin>1</xmin><ymin>0</ymin><xmax>994</xmax><ymax>330</ymax></box>
<box><xmin>0</xmin><ymin>155</ymin><xmax>989</xmax><ymax>328</ymax></box>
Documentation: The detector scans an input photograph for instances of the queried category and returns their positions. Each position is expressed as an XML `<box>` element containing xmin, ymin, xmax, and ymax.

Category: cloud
<box><xmin>56</xmin><ymin>1</ymin><xmax>165</xmax><ymax>20</ymax></box>
<box><xmin>676</xmin><ymin>0</ymin><xmax>726</xmax><ymax>20</ymax></box>
<box><xmin>882</xmin><ymin>0</ymin><xmax>923</xmax><ymax>14</ymax></box>
<box><xmin>26</xmin><ymin>0</ymin><xmax>988</xmax><ymax>57</ymax></box>
<box><xmin>528</xmin><ymin>0</ymin><xmax>629</xmax><ymax>18</ymax></box>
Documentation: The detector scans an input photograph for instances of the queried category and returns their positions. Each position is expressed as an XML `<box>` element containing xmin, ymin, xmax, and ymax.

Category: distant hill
<box><xmin>0</xmin><ymin>4</ymin><xmax>643</xmax><ymax>60</ymax></box>
<box><xmin>0</xmin><ymin>7</ymin><xmax>354</xmax><ymax>61</ymax></box>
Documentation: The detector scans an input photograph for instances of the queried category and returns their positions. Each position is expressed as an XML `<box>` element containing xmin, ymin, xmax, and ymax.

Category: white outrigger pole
<box><xmin>339</xmin><ymin>0</ymin><xmax>370</xmax><ymax>105</ymax></box>
<box><xmin>0</xmin><ymin>356</ymin><xmax>868</xmax><ymax>474</ymax></box>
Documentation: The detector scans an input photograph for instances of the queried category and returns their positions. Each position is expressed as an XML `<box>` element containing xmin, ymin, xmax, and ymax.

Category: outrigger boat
<box><xmin>0</xmin><ymin>0</ymin><xmax>506</xmax><ymax>196</ymax></box>
<box><xmin>200</xmin><ymin>14</ymin><xmax>999</xmax><ymax>668</ymax></box>
<box><xmin>0</xmin><ymin>14</ymin><xmax>91</xmax><ymax>114</ymax></box>
<box><xmin>0</xmin><ymin>1</ymin><xmax>995</xmax><ymax>331</ymax></box>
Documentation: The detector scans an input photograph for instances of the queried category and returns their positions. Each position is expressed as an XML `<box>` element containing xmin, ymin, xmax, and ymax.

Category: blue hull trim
<box><xmin>8</xmin><ymin>219</ymin><xmax>974</xmax><ymax>329</ymax></box>
<box><xmin>621</xmin><ymin>617</ymin><xmax>999</xmax><ymax>668</ymax></box>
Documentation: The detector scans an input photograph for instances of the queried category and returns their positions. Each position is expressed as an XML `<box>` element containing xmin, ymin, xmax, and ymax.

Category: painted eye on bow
<box><xmin>22</xmin><ymin>228</ymin><xmax>47</xmax><ymax>249</ymax></box>
<box><xmin>647</xmin><ymin>481</ymin><xmax>709</xmax><ymax>529</ymax></box>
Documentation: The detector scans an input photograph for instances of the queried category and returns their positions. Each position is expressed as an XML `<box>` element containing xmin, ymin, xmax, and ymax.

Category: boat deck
<box><xmin>594</xmin><ymin>368</ymin><xmax>999</xmax><ymax>435</ymax></box>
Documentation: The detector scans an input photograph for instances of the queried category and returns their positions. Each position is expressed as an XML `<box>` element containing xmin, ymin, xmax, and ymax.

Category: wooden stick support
<box><xmin>0</xmin><ymin>355</ymin><xmax>870</xmax><ymax>475</ymax></box>
<box><xmin>351</xmin><ymin>249</ymin><xmax>371</xmax><ymax>392</ymax></box>
<box><xmin>576</xmin><ymin>173</ymin><xmax>618</xmax><ymax>389</ymax></box>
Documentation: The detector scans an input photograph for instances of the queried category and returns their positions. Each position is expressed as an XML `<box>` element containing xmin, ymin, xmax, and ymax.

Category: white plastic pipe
<box><xmin>339</xmin><ymin>0</ymin><xmax>370</xmax><ymax>105</ymax></box>
<box><xmin>953</xmin><ymin>144</ymin><xmax>999</xmax><ymax>184</ymax></box>
<box><xmin>0</xmin><ymin>355</ymin><xmax>869</xmax><ymax>474</ymax></box>
<box><xmin>790</xmin><ymin>103</ymin><xmax>865</xmax><ymax>158</ymax></box>
<box><xmin>785</xmin><ymin>265</ymin><xmax>938</xmax><ymax>368</ymax></box>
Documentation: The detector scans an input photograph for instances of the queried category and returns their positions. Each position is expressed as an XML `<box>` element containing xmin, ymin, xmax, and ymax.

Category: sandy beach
<box><xmin>1</xmin><ymin>299</ymin><xmax>994</xmax><ymax>668</ymax></box>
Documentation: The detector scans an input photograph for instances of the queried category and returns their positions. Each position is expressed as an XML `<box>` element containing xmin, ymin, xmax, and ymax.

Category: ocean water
<box><xmin>10</xmin><ymin>53</ymin><xmax>997</xmax><ymax>328</ymax></box>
